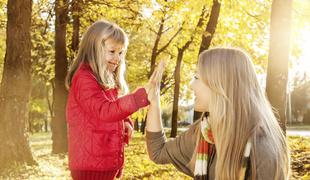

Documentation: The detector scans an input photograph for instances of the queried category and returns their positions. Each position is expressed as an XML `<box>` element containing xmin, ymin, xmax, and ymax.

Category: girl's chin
<box><xmin>107</xmin><ymin>66</ymin><xmax>117</xmax><ymax>72</ymax></box>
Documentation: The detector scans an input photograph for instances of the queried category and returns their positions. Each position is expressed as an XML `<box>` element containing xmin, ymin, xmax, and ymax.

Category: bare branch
<box><xmin>147</xmin><ymin>26</ymin><xmax>158</xmax><ymax>34</ymax></box>
<box><xmin>157</xmin><ymin>24</ymin><xmax>183</xmax><ymax>55</ymax></box>
<box><xmin>162</xmin><ymin>26</ymin><xmax>172</xmax><ymax>34</ymax></box>
<box><xmin>89</xmin><ymin>0</ymin><xmax>143</xmax><ymax>18</ymax></box>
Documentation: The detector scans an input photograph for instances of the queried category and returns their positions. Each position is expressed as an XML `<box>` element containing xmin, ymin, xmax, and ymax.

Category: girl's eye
<box><xmin>110</xmin><ymin>50</ymin><xmax>115</xmax><ymax>54</ymax></box>
<box><xmin>119</xmin><ymin>51</ymin><xmax>123</xmax><ymax>55</ymax></box>
<box><xmin>194</xmin><ymin>75</ymin><xmax>199</xmax><ymax>80</ymax></box>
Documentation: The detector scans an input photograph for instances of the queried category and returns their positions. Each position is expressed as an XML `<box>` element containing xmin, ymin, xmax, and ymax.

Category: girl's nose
<box><xmin>114</xmin><ymin>54</ymin><xmax>121</xmax><ymax>62</ymax></box>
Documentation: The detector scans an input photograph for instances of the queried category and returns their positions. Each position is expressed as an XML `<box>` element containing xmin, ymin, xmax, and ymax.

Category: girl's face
<box><xmin>190</xmin><ymin>72</ymin><xmax>211</xmax><ymax>112</ymax></box>
<box><xmin>104</xmin><ymin>38</ymin><xmax>125</xmax><ymax>72</ymax></box>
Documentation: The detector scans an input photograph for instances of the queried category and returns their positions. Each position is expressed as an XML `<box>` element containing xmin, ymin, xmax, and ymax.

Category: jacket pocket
<box><xmin>91</xmin><ymin>130</ymin><xmax>117</xmax><ymax>157</ymax></box>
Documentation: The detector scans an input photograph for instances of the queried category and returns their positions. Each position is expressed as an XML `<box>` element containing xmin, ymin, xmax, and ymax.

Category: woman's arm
<box><xmin>145</xmin><ymin>61</ymin><xmax>198</xmax><ymax>177</ymax></box>
<box><xmin>146</xmin><ymin>121</ymin><xmax>201</xmax><ymax>177</ymax></box>
<box><xmin>145</xmin><ymin>102</ymin><xmax>163</xmax><ymax>132</ymax></box>
<box><xmin>145</xmin><ymin>61</ymin><xmax>165</xmax><ymax>132</ymax></box>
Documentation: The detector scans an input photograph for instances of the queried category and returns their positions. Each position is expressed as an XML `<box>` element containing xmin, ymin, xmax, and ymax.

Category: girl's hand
<box><xmin>124</xmin><ymin>121</ymin><xmax>133</xmax><ymax>144</ymax></box>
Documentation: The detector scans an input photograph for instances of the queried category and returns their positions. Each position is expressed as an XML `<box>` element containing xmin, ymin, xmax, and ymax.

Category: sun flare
<box><xmin>293</xmin><ymin>28</ymin><xmax>310</xmax><ymax>75</ymax></box>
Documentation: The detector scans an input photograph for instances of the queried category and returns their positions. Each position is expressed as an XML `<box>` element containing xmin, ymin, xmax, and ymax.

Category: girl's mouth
<box><xmin>108</xmin><ymin>61</ymin><xmax>118</xmax><ymax>66</ymax></box>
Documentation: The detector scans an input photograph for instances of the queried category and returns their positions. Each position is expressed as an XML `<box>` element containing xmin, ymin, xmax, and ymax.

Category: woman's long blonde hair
<box><xmin>197</xmin><ymin>48</ymin><xmax>289</xmax><ymax>179</ymax></box>
<box><xmin>65</xmin><ymin>20</ymin><xmax>129</xmax><ymax>93</ymax></box>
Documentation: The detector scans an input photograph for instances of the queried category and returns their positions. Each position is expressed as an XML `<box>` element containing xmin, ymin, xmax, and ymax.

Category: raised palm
<box><xmin>146</xmin><ymin>61</ymin><xmax>165</xmax><ymax>104</ymax></box>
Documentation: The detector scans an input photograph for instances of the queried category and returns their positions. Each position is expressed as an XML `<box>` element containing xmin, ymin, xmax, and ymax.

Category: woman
<box><xmin>146</xmin><ymin>48</ymin><xmax>289</xmax><ymax>180</ymax></box>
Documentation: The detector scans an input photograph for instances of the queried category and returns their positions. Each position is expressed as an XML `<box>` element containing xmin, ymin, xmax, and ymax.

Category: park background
<box><xmin>0</xmin><ymin>0</ymin><xmax>309</xmax><ymax>179</ymax></box>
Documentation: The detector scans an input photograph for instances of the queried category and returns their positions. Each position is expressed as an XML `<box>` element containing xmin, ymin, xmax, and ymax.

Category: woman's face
<box><xmin>190</xmin><ymin>72</ymin><xmax>211</xmax><ymax>112</ymax></box>
<box><xmin>104</xmin><ymin>38</ymin><xmax>124</xmax><ymax>72</ymax></box>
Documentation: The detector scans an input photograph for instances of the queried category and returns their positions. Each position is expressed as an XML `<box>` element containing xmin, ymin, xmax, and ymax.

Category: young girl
<box><xmin>66</xmin><ymin>20</ymin><xmax>150</xmax><ymax>180</ymax></box>
<box><xmin>146</xmin><ymin>48</ymin><xmax>290</xmax><ymax>180</ymax></box>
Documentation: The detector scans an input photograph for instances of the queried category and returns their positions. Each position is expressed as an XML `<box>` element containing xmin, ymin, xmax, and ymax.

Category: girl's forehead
<box><xmin>105</xmin><ymin>38</ymin><xmax>124</xmax><ymax>50</ymax></box>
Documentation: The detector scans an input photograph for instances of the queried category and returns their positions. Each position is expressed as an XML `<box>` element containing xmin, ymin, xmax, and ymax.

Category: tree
<box><xmin>140</xmin><ymin>0</ymin><xmax>183</xmax><ymax>134</ymax></box>
<box><xmin>291</xmin><ymin>75</ymin><xmax>310</xmax><ymax>123</ymax></box>
<box><xmin>149</xmin><ymin>15</ymin><xmax>182</xmax><ymax>77</ymax></box>
<box><xmin>70</xmin><ymin>0</ymin><xmax>81</xmax><ymax>62</ymax></box>
<box><xmin>170</xmin><ymin>6</ymin><xmax>208</xmax><ymax>137</ymax></box>
<box><xmin>194</xmin><ymin>0</ymin><xmax>221</xmax><ymax>126</ymax></box>
<box><xmin>193</xmin><ymin>0</ymin><xmax>221</xmax><ymax>125</ymax></box>
<box><xmin>31</xmin><ymin>0</ymin><xmax>55</xmax><ymax>133</ymax></box>
<box><xmin>266</xmin><ymin>0</ymin><xmax>292</xmax><ymax>133</ymax></box>
<box><xmin>0</xmin><ymin>0</ymin><xmax>35</xmax><ymax>169</ymax></box>
<box><xmin>51</xmin><ymin>0</ymin><xmax>69</xmax><ymax>153</ymax></box>
<box><xmin>198</xmin><ymin>0</ymin><xmax>221</xmax><ymax>54</ymax></box>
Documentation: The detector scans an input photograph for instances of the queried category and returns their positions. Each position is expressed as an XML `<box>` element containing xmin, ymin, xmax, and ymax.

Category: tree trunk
<box><xmin>0</xmin><ymin>0</ymin><xmax>35</xmax><ymax>169</ymax></box>
<box><xmin>198</xmin><ymin>0</ymin><xmax>221</xmax><ymax>54</ymax></box>
<box><xmin>46</xmin><ymin>80</ymin><xmax>54</xmax><ymax>122</ymax></box>
<box><xmin>134</xmin><ymin>118</ymin><xmax>139</xmax><ymax>131</ymax></box>
<box><xmin>170</xmin><ymin>6</ymin><xmax>208</xmax><ymax>137</ymax></box>
<box><xmin>51</xmin><ymin>0</ymin><xmax>69</xmax><ymax>153</ymax></box>
<box><xmin>266</xmin><ymin>0</ymin><xmax>292</xmax><ymax>133</ymax></box>
<box><xmin>149</xmin><ymin>16</ymin><xmax>182</xmax><ymax>78</ymax></box>
<box><xmin>170</xmin><ymin>48</ymin><xmax>183</xmax><ymax>137</ymax></box>
<box><xmin>71</xmin><ymin>0</ymin><xmax>80</xmax><ymax>62</ymax></box>
<box><xmin>44</xmin><ymin>118</ymin><xmax>48</xmax><ymax>132</ymax></box>
<box><xmin>192</xmin><ymin>0</ymin><xmax>220</xmax><ymax>125</ymax></box>
<box><xmin>140</xmin><ymin>116</ymin><xmax>147</xmax><ymax>134</ymax></box>
<box><xmin>29</xmin><ymin>116</ymin><xmax>33</xmax><ymax>133</ymax></box>
<box><xmin>150</xmin><ymin>18</ymin><xmax>164</xmax><ymax>77</ymax></box>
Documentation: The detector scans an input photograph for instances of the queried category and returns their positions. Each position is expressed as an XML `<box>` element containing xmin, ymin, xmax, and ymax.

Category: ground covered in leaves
<box><xmin>0</xmin><ymin>132</ymin><xmax>309</xmax><ymax>179</ymax></box>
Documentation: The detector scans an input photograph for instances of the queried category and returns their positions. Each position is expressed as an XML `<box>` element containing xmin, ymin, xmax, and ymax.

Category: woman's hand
<box><xmin>145</xmin><ymin>61</ymin><xmax>165</xmax><ymax>104</ymax></box>
<box><xmin>145</xmin><ymin>61</ymin><xmax>165</xmax><ymax>132</ymax></box>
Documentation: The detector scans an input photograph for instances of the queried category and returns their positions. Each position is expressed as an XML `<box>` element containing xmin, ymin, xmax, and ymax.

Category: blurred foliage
<box><xmin>290</xmin><ymin>0</ymin><xmax>310</xmax><ymax>64</ymax></box>
<box><xmin>123</xmin><ymin>133</ymin><xmax>191</xmax><ymax>179</ymax></box>
<box><xmin>288</xmin><ymin>136</ymin><xmax>310</xmax><ymax>179</ymax></box>
<box><xmin>0</xmin><ymin>132</ymin><xmax>309</xmax><ymax>179</ymax></box>
<box><xmin>0</xmin><ymin>0</ymin><xmax>309</xmax><ymax>177</ymax></box>
<box><xmin>0</xmin><ymin>0</ymin><xmax>7</xmax><ymax>81</ymax></box>
<box><xmin>291</xmin><ymin>77</ymin><xmax>310</xmax><ymax>123</ymax></box>
<box><xmin>28</xmin><ymin>0</ymin><xmax>55</xmax><ymax>134</ymax></box>
<box><xmin>1</xmin><ymin>0</ymin><xmax>309</xmax><ymax>123</ymax></box>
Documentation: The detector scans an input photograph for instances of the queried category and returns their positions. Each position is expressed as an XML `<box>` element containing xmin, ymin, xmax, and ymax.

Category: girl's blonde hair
<box><xmin>66</xmin><ymin>20</ymin><xmax>129</xmax><ymax>93</ymax></box>
<box><xmin>197</xmin><ymin>48</ymin><xmax>289</xmax><ymax>179</ymax></box>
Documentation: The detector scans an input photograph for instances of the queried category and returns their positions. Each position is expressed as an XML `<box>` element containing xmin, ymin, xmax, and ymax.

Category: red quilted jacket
<box><xmin>66</xmin><ymin>63</ymin><xmax>149</xmax><ymax>171</ymax></box>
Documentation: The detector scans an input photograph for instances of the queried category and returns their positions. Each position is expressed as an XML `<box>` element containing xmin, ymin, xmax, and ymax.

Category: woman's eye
<box><xmin>119</xmin><ymin>51</ymin><xmax>123</xmax><ymax>55</ymax></box>
<box><xmin>110</xmin><ymin>50</ymin><xmax>115</xmax><ymax>54</ymax></box>
<box><xmin>194</xmin><ymin>75</ymin><xmax>199</xmax><ymax>80</ymax></box>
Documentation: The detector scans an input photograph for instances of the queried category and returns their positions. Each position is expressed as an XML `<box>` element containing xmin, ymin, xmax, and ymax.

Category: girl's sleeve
<box><xmin>72</xmin><ymin>72</ymin><xmax>149</xmax><ymax>122</ymax></box>
<box><xmin>145</xmin><ymin>121</ymin><xmax>201</xmax><ymax>177</ymax></box>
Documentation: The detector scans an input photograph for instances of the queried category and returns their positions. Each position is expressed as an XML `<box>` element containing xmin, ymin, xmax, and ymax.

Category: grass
<box><xmin>0</xmin><ymin>132</ymin><xmax>309</xmax><ymax>180</ymax></box>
